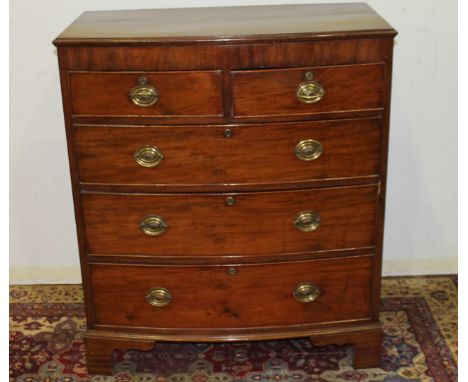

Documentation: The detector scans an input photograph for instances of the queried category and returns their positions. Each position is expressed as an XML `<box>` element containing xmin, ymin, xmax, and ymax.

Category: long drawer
<box><xmin>231</xmin><ymin>63</ymin><xmax>385</xmax><ymax>117</ymax></box>
<box><xmin>76</xmin><ymin>118</ymin><xmax>381</xmax><ymax>186</ymax></box>
<box><xmin>82</xmin><ymin>184</ymin><xmax>378</xmax><ymax>257</ymax></box>
<box><xmin>90</xmin><ymin>255</ymin><xmax>373</xmax><ymax>329</ymax></box>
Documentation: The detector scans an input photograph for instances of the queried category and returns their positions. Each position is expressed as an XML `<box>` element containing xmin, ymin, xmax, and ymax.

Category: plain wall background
<box><xmin>10</xmin><ymin>0</ymin><xmax>457</xmax><ymax>283</ymax></box>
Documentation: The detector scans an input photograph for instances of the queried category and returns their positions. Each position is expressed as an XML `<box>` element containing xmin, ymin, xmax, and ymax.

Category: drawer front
<box><xmin>90</xmin><ymin>256</ymin><xmax>373</xmax><ymax>329</ymax></box>
<box><xmin>76</xmin><ymin>118</ymin><xmax>381</xmax><ymax>186</ymax></box>
<box><xmin>232</xmin><ymin>63</ymin><xmax>384</xmax><ymax>117</ymax></box>
<box><xmin>69</xmin><ymin>71</ymin><xmax>223</xmax><ymax>117</ymax></box>
<box><xmin>82</xmin><ymin>185</ymin><xmax>378</xmax><ymax>257</ymax></box>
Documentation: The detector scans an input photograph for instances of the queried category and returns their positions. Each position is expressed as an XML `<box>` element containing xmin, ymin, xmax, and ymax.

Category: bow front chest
<box><xmin>53</xmin><ymin>3</ymin><xmax>397</xmax><ymax>375</ymax></box>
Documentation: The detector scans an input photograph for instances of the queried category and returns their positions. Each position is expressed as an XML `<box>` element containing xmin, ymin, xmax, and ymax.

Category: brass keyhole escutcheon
<box><xmin>227</xmin><ymin>267</ymin><xmax>237</xmax><ymax>276</ymax></box>
<box><xmin>146</xmin><ymin>287</ymin><xmax>172</xmax><ymax>307</ymax></box>
<box><xmin>134</xmin><ymin>145</ymin><xmax>163</xmax><ymax>167</ymax></box>
<box><xmin>293</xmin><ymin>282</ymin><xmax>321</xmax><ymax>303</ymax></box>
<box><xmin>130</xmin><ymin>76</ymin><xmax>159</xmax><ymax>107</ymax></box>
<box><xmin>140</xmin><ymin>215</ymin><xmax>168</xmax><ymax>236</ymax></box>
<box><xmin>295</xmin><ymin>139</ymin><xmax>323</xmax><ymax>161</ymax></box>
<box><xmin>293</xmin><ymin>211</ymin><xmax>320</xmax><ymax>232</ymax></box>
<box><xmin>224</xmin><ymin>128</ymin><xmax>233</xmax><ymax>138</ymax></box>
<box><xmin>225</xmin><ymin>196</ymin><xmax>235</xmax><ymax>206</ymax></box>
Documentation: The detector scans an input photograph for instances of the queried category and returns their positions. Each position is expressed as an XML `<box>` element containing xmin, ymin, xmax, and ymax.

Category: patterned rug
<box><xmin>9</xmin><ymin>275</ymin><xmax>458</xmax><ymax>382</ymax></box>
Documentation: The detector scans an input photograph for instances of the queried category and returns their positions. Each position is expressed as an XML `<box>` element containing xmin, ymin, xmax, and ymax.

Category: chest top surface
<box><xmin>53</xmin><ymin>3</ymin><xmax>396</xmax><ymax>46</ymax></box>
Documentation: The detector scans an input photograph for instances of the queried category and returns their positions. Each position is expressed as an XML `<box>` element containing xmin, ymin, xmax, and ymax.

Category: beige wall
<box><xmin>10</xmin><ymin>0</ymin><xmax>457</xmax><ymax>283</ymax></box>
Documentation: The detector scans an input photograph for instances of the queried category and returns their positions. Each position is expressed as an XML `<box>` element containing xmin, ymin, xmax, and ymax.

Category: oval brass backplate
<box><xmin>293</xmin><ymin>282</ymin><xmax>321</xmax><ymax>303</ymax></box>
<box><xmin>140</xmin><ymin>215</ymin><xmax>168</xmax><ymax>236</ymax></box>
<box><xmin>146</xmin><ymin>287</ymin><xmax>172</xmax><ymax>307</ymax></box>
<box><xmin>295</xmin><ymin>139</ymin><xmax>323</xmax><ymax>161</ymax></box>
<box><xmin>293</xmin><ymin>211</ymin><xmax>320</xmax><ymax>232</ymax></box>
<box><xmin>130</xmin><ymin>77</ymin><xmax>159</xmax><ymax>107</ymax></box>
<box><xmin>296</xmin><ymin>75</ymin><xmax>325</xmax><ymax>104</ymax></box>
<box><xmin>134</xmin><ymin>145</ymin><xmax>163</xmax><ymax>167</ymax></box>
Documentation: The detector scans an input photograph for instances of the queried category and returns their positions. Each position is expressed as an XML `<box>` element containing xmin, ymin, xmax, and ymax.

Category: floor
<box><xmin>9</xmin><ymin>275</ymin><xmax>457</xmax><ymax>381</ymax></box>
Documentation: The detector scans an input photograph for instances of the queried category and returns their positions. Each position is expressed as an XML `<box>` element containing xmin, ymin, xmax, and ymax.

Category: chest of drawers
<box><xmin>54</xmin><ymin>3</ymin><xmax>397</xmax><ymax>376</ymax></box>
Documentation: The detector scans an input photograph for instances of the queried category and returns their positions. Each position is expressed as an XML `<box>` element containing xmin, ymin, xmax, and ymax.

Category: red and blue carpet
<box><xmin>9</xmin><ymin>275</ymin><xmax>457</xmax><ymax>381</ymax></box>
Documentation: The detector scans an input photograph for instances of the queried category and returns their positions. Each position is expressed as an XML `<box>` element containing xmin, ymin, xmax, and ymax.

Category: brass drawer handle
<box><xmin>295</xmin><ymin>139</ymin><xmax>323</xmax><ymax>161</ymax></box>
<box><xmin>140</xmin><ymin>215</ymin><xmax>168</xmax><ymax>236</ymax></box>
<box><xmin>296</xmin><ymin>71</ymin><xmax>325</xmax><ymax>104</ymax></box>
<box><xmin>293</xmin><ymin>210</ymin><xmax>320</xmax><ymax>232</ymax></box>
<box><xmin>293</xmin><ymin>282</ymin><xmax>321</xmax><ymax>303</ymax></box>
<box><xmin>146</xmin><ymin>287</ymin><xmax>172</xmax><ymax>307</ymax></box>
<box><xmin>130</xmin><ymin>76</ymin><xmax>158</xmax><ymax>107</ymax></box>
<box><xmin>134</xmin><ymin>145</ymin><xmax>163</xmax><ymax>167</ymax></box>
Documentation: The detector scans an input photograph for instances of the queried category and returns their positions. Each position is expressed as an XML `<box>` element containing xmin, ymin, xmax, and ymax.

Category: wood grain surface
<box><xmin>58</xmin><ymin>38</ymin><xmax>393</xmax><ymax>72</ymax></box>
<box><xmin>89</xmin><ymin>255</ymin><xmax>373</xmax><ymax>329</ymax></box>
<box><xmin>232</xmin><ymin>63</ymin><xmax>384</xmax><ymax>117</ymax></box>
<box><xmin>54</xmin><ymin>3</ymin><xmax>395</xmax><ymax>45</ymax></box>
<box><xmin>70</xmin><ymin>71</ymin><xmax>222</xmax><ymax>117</ymax></box>
<box><xmin>75</xmin><ymin>117</ymin><xmax>382</xmax><ymax>186</ymax></box>
<box><xmin>82</xmin><ymin>185</ymin><xmax>378</xmax><ymax>257</ymax></box>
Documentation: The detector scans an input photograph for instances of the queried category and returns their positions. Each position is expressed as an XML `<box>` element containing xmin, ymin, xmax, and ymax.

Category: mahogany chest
<box><xmin>53</xmin><ymin>3</ymin><xmax>397</xmax><ymax>375</ymax></box>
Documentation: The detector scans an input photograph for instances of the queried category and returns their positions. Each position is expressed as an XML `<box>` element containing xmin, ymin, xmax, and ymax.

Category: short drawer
<box><xmin>69</xmin><ymin>71</ymin><xmax>223</xmax><ymax>117</ymax></box>
<box><xmin>82</xmin><ymin>185</ymin><xmax>378</xmax><ymax>257</ymax></box>
<box><xmin>90</xmin><ymin>255</ymin><xmax>373</xmax><ymax>329</ymax></box>
<box><xmin>76</xmin><ymin>117</ymin><xmax>381</xmax><ymax>186</ymax></box>
<box><xmin>231</xmin><ymin>63</ymin><xmax>384</xmax><ymax>117</ymax></box>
